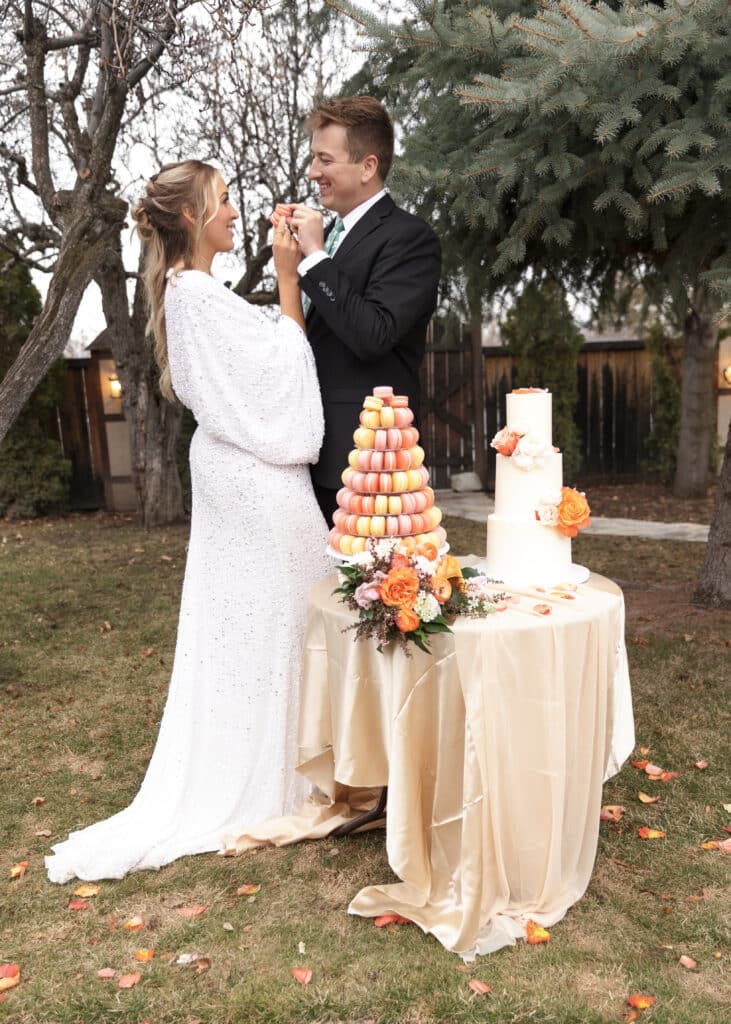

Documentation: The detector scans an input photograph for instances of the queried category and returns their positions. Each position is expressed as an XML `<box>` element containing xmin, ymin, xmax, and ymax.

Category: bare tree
<box><xmin>0</xmin><ymin>0</ymin><xmax>264</xmax><ymax>525</ymax></box>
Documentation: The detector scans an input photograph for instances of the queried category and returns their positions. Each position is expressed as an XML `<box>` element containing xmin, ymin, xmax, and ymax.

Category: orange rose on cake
<box><xmin>556</xmin><ymin>487</ymin><xmax>591</xmax><ymax>537</ymax></box>
<box><xmin>380</xmin><ymin>566</ymin><xmax>420</xmax><ymax>609</ymax></box>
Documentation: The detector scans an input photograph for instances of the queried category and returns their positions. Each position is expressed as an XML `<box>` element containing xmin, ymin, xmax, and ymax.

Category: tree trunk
<box><xmin>96</xmin><ymin>238</ymin><xmax>184</xmax><ymax>528</ymax></box>
<box><xmin>673</xmin><ymin>285</ymin><xmax>719</xmax><ymax>498</ymax></box>
<box><xmin>693</xmin><ymin>417</ymin><xmax>731</xmax><ymax>608</ymax></box>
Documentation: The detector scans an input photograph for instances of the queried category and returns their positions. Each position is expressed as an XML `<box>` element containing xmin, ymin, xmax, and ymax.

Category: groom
<box><xmin>289</xmin><ymin>96</ymin><xmax>441</xmax><ymax>526</ymax></box>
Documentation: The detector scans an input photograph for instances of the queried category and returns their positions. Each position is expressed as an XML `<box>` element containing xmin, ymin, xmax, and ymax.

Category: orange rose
<box><xmin>395</xmin><ymin>607</ymin><xmax>420</xmax><ymax>632</ymax></box>
<box><xmin>556</xmin><ymin>487</ymin><xmax>591</xmax><ymax>538</ymax></box>
<box><xmin>416</xmin><ymin>541</ymin><xmax>439</xmax><ymax>562</ymax></box>
<box><xmin>390</xmin><ymin>552</ymin><xmax>410</xmax><ymax>570</ymax></box>
<box><xmin>380</xmin><ymin>567</ymin><xmax>420</xmax><ymax>608</ymax></box>
<box><xmin>437</xmin><ymin>554</ymin><xmax>462</xmax><ymax>580</ymax></box>
<box><xmin>431</xmin><ymin>575</ymin><xmax>452</xmax><ymax>604</ymax></box>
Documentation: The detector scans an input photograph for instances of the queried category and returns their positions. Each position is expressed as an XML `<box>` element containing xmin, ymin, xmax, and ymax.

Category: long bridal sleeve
<box><xmin>46</xmin><ymin>271</ymin><xmax>331</xmax><ymax>884</ymax></box>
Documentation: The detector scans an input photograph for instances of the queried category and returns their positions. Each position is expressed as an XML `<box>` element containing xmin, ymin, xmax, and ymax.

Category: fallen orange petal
<box><xmin>468</xmin><ymin>978</ymin><xmax>492</xmax><ymax>995</ymax></box>
<box><xmin>118</xmin><ymin>972</ymin><xmax>141</xmax><ymax>989</ymax></box>
<box><xmin>627</xmin><ymin>994</ymin><xmax>655</xmax><ymax>1010</ymax></box>
<box><xmin>526</xmin><ymin>920</ymin><xmax>550</xmax><ymax>944</ymax></box>
<box><xmin>291</xmin><ymin>967</ymin><xmax>312</xmax><ymax>986</ymax></box>
<box><xmin>693</xmin><ymin>759</ymin><xmax>709</xmax><ymax>770</ymax></box>
<box><xmin>135</xmin><ymin>949</ymin><xmax>155</xmax><ymax>962</ymax></box>
<box><xmin>9</xmin><ymin>861</ymin><xmax>29</xmax><ymax>880</ymax></box>
<box><xmin>600</xmin><ymin>805</ymin><xmax>625</xmax><ymax>822</ymax></box>
<box><xmin>123</xmin><ymin>915</ymin><xmax>145</xmax><ymax>930</ymax></box>
<box><xmin>638</xmin><ymin>827</ymin><xmax>666</xmax><ymax>839</ymax></box>
<box><xmin>96</xmin><ymin>968</ymin><xmax>116</xmax><ymax>979</ymax></box>
<box><xmin>31</xmin><ymin>796</ymin><xmax>45</xmax><ymax>806</ymax></box>
<box><xmin>644</xmin><ymin>763</ymin><xmax>663</xmax><ymax>777</ymax></box>
<box><xmin>178</xmin><ymin>904</ymin><xmax>206</xmax><ymax>919</ymax></box>
<box><xmin>235</xmin><ymin>884</ymin><xmax>261</xmax><ymax>896</ymax></box>
<box><xmin>67</xmin><ymin>899</ymin><xmax>89</xmax><ymax>911</ymax></box>
<box><xmin>623</xmin><ymin>1011</ymin><xmax>639</xmax><ymax>1023</ymax></box>
<box><xmin>74</xmin><ymin>884</ymin><xmax>100</xmax><ymax>898</ymax></box>
<box><xmin>0</xmin><ymin>964</ymin><xmax>20</xmax><ymax>992</ymax></box>
<box><xmin>639</xmin><ymin>746</ymin><xmax>650</xmax><ymax>755</ymax></box>
<box><xmin>638</xmin><ymin>792</ymin><xmax>660</xmax><ymax>804</ymax></box>
<box><xmin>700</xmin><ymin>840</ymin><xmax>719</xmax><ymax>850</ymax></box>
<box><xmin>719</xmin><ymin>838</ymin><xmax>731</xmax><ymax>853</ymax></box>
<box><xmin>678</xmin><ymin>955</ymin><xmax>696</xmax><ymax>970</ymax></box>
<box><xmin>374</xmin><ymin>913</ymin><xmax>411</xmax><ymax>926</ymax></box>
<box><xmin>660</xmin><ymin>771</ymin><xmax>679</xmax><ymax>782</ymax></box>
<box><xmin>533</xmin><ymin>603</ymin><xmax>552</xmax><ymax>615</ymax></box>
<box><xmin>631</xmin><ymin>759</ymin><xmax>649</xmax><ymax>770</ymax></box>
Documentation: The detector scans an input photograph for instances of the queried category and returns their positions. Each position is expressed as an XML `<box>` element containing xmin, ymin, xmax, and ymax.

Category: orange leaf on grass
<box><xmin>235</xmin><ymin>884</ymin><xmax>261</xmax><ymax>896</ymax></box>
<box><xmin>644</xmin><ymin>764</ymin><xmax>663</xmax><ymax>778</ymax></box>
<box><xmin>639</xmin><ymin>746</ymin><xmax>650</xmax><ymax>755</ymax></box>
<box><xmin>178</xmin><ymin>904</ymin><xmax>206</xmax><ymax>919</ymax></box>
<box><xmin>638</xmin><ymin>827</ymin><xmax>665</xmax><ymax>840</ymax></box>
<box><xmin>526</xmin><ymin>920</ymin><xmax>550</xmax><ymax>944</ymax></box>
<box><xmin>118</xmin><ymin>972</ymin><xmax>141</xmax><ymax>989</ymax></box>
<box><xmin>700</xmin><ymin>840</ymin><xmax>719</xmax><ymax>850</ymax></box>
<box><xmin>68</xmin><ymin>899</ymin><xmax>89</xmax><ymax>911</ymax></box>
<box><xmin>9</xmin><ymin>861</ymin><xmax>29</xmax><ymax>879</ymax></box>
<box><xmin>468</xmin><ymin>979</ymin><xmax>492</xmax><ymax>995</ymax></box>
<box><xmin>291</xmin><ymin>967</ymin><xmax>312</xmax><ymax>986</ymax></box>
<box><xmin>600</xmin><ymin>805</ymin><xmax>625</xmax><ymax>822</ymax></box>
<box><xmin>719</xmin><ymin>838</ymin><xmax>731</xmax><ymax>853</ymax></box>
<box><xmin>0</xmin><ymin>964</ymin><xmax>20</xmax><ymax>993</ymax></box>
<box><xmin>678</xmin><ymin>955</ymin><xmax>697</xmax><ymax>970</ymax></box>
<box><xmin>631</xmin><ymin>759</ymin><xmax>649</xmax><ymax>770</ymax></box>
<box><xmin>627</xmin><ymin>994</ymin><xmax>655</xmax><ymax>1010</ymax></box>
<box><xmin>660</xmin><ymin>771</ymin><xmax>679</xmax><ymax>782</ymax></box>
<box><xmin>135</xmin><ymin>949</ymin><xmax>155</xmax><ymax>962</ymax></box>
<box><xmin>638</xmin><ymin>792</ymin><xmax>660</xmax><ymax>804</ymax></box>
<box><xmin>96</xmin><ymin>968</ymin><xmax>115</xmax><ymax>979</ymax></box>
<box><xmin>623</xmin><ymin>1011</ymin><xmax>639</xmax><ymax>1022</ymax></box>
<box><xmin>374</xmin><ymin>914</ymin><xmax>411</xmax><ymax>926</ymax></box>
<box><xmin>123</xmin><ymin>915</ymin><xmax>145</xmax><ymax>930</ymax></box>
<box><xmin>694</xmin><ymin>759</ymin><xmax>709</xmax><ymax>770</ymax></box>
<box><xmin>74</xmin><ymin>884</ymin><xmax>100</xmax><ymax>898</ymax></box>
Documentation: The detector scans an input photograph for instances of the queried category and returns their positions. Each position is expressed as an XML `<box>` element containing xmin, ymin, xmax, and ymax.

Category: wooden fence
<box><xmin>420</xmin><ymin>334</ymin><xmax>652</xmax><ymax>489</ymax></box>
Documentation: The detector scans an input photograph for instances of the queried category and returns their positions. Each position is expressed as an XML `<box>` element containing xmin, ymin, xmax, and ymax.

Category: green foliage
<box><xmin>501</xmin><ymin>279</ymin><xmax>584</xmax><ymax>479</ymax></box>
<box><xmin>346</xmin><ymin>0</ymin><xmax>731</xmax><ymax>317</ymax></box>
<box><xmin>0</xmin><ymin>263</ymin><xmax>70</xmax><ymax>518</ymax></box>
<box><xmin>642</xmin><ymin>321</ymin><xmax>682</xmax><ymax>484</ymax></box>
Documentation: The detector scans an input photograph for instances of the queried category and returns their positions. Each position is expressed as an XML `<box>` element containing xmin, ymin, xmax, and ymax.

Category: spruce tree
<box><xmin>345</xmin><ymin>0</ymin><xmax>730</xmax><ymax>500</ymax></box>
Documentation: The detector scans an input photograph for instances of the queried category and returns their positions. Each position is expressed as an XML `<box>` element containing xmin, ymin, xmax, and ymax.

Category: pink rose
<box><xmin>354</xmin><ymin>571</ymin><xmax>386</xmax><ymax>608</ymax></box>
<box><xmin>490</xmin><ymin>427</ymin><xmax>521</xmax><ymax>456</ymax></box>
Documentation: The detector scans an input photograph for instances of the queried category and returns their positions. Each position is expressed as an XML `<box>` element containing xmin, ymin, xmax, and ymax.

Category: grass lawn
<box><xmin>1</xmin><ymin>514</ymin><xmax>729</xmax><ymax>1024</ymax></box>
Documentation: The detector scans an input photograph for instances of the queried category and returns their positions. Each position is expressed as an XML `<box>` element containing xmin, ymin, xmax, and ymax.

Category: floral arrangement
<box><xmin>535</xmin><ymin>486</ymin><xmax>591</xmax><ymax>537</ymax></box>
<box><xmin>491</xmin><ymin>426</ymin><xmax>554</xmax><ymax>471</ymax></box>
<box><xmin>334</xmin><ymin>538</ymin><xmax>506</xmax><ymax>654</ymax></box>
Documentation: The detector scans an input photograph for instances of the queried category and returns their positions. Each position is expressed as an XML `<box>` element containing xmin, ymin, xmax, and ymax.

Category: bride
<box><xmin>46</xmin><ymin>160</ymin><xmax>331</xmax><ymax>883</ymax></box>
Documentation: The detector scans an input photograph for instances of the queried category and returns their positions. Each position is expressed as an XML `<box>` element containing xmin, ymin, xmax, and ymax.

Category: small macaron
<box><xmin>379</xmin><ymin>473</ymin><xmax>393</xmax><ymax>493</ymax></box>
<box><xmin>359</xmin><ymin>410</ymin><xmax>381</xmax><ymax>429</ymax></box>
<box><xmin>374</xmin><ymin>494</ymin><xmax>389</xmax><ymax>516</ymax></box>
<box><xmin>356</xmin><ymin>516</ymin><xmax>371</xmax><ymax>537</ymax></box>
<box><xmin>401</xmin><ymin>492</ymin><xmax>416</xmax><ymax>514</ymax></box>
<box><xmin>406</xmin><ymin>469</ymin><xmax>423</xmax><ymax>491</ymax></box>
<box><xmin>393</xmin><ymin>407</ymin><xmax>414</xmax><ymax>426</ymax></box>
<box><xmin>379</xmin><ymin>406</ymin><xmax>395</xmax><ymax>428</ymax></box>
<box><xmin>370</xmin><ymin>516</ymin><xmax>386</xmax><ymax>537</ymax></box>
<box><xmin>339</xmin><ymin>534</ymin><xmax>354</xmax><ymax>554</ymax></box>
<box><xmin>386</xmin><ymin>428</ymin><xmax>402</xmax><ymax>450</ymax></box>
<box><xmin>374</xmin><ymin>430</ymin><xmax>387</xmax><ymax>450</ymax></box>
<box><xmin>400</xmin><ymin>427</ymin><xmax>418</xmax><ymax>448</ymax></box>
<box><xmin>373</xmin><ymin>386</ymin><xmax>394</xmax><ymax>399</ymax></box>
<box><xmin>366</xmin><ymin>472</ymin><xmax>380</xmax><ymax>493</ymax></box>
<box><xmin>409</xmin><ymin>445</ymin><xmax>425</xmax><ymax>468</ymax></box>
<box><xmin>361</xmin><ymin>495</ymin><xmax>375</xmax><ymax>515</ymax></box>
<box><xmin>386</xmin><ymin>516</ymin><xmax>399</xmax><ymax>536</ymax></box>
<box><xmin>398</xmin><ymin>514</ymin><xmax>413</xmax><ymax>535</ymax></box>
<box><xmin>388</xmin><ymin>495</ymin><xmax>402</xmax><ymax>515</ymax></box>
<box><xmin>363</xmin><ymin>395</ymin><xmax>384</xmax><ymax>410</ymax></box>
<box><xmin>369</xmin><ymin>450</ymin><xmax>384</xmax><ymax>472</ymax></box>
<box><xmin>391</xmin><ymin>471</ymin><xmax>409</xmax><ymax>493</ymax></box>
<box><xmin>391</xmin><ymin>395</ymin><xmax>408</xmax><ymax>407</ymax></box>
<box><xmin>383</xmin><ymin>450</ymin><xmax>396</xmax><ymax>471</ymax></box>
<box><xmin>395</xmin><ymin>449</ymin><xmax>411</xmax><ymax>470</ymax></box>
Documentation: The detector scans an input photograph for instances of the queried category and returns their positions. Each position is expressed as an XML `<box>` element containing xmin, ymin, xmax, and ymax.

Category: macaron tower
<box><xmin>328</xmin><ymin>386</ymin><xmax>447</xmax><ymax>556</ymax></box>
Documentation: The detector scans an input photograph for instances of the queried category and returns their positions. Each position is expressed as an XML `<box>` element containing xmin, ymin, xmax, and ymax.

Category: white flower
<box><xmin>512</xmin><ymin>433</ymin><xmax>551</xmax><ymax>471</ymax></box>
<box><xmin>337</xmin><ymin>570</ymin><xmax>350</xmax><ymax>586</ymax></box>
<box><xmin>414</xmin><ymin>555</ymin><xmax>438</xmax><ymax>577</ymax></box>
<box><xmin>414</xmin><ymin>591</ymin><xmax>441</xmax><ymax>622</ymax></box>
<box><xmin>535</xmin><ymin>491</ymin><xmax>562</xmax><ymax>526</ymax></box>
<box><xmin>374</xmin><ymin>539</ymin><xmax>398</xmax><ymax>559</ymax></box>
<box><xmin>350</xmin><ymin>551</ymin><xmax>375</xmax><ymax>568</ymax></box>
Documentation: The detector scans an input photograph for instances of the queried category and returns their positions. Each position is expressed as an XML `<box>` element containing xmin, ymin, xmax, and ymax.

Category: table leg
<box><xmin>330</xmin><ymin>787</ymin><xmax>388</xmax><ymax>837</ymax></box>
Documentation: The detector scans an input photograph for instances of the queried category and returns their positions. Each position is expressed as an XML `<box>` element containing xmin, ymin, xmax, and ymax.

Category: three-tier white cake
<box><xmin>485</xmin><ymin>389</ymin><xmax>589</xmax><ymax>585</ymax></box>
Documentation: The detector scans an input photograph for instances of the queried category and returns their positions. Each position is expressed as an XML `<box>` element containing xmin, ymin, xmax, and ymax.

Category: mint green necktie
<box><xmin>303</xmin><ymin>219</ymin><xmax>345</xmax><ymax>317</ymax></box>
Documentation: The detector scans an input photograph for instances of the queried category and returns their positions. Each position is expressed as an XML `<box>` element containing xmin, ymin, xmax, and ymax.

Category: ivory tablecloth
<box><xmin>224</xmin><ymin>570</ymin><xmax>634</xmax><ymax>959</ymax></box>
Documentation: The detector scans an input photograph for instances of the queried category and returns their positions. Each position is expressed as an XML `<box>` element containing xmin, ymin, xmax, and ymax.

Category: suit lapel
<box><xmin>332</xmin><ymin>194</ymin><xmax>394</xmax><ymax>263</ymax></box>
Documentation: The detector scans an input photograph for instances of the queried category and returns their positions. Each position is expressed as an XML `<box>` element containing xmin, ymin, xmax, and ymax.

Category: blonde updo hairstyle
<box><xmin>131</xmin><ymin>160</ymin><xmax>220</xmax><ymax>401</ymax></box>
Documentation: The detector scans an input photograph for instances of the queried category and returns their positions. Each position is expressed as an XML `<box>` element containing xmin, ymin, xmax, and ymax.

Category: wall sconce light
<box><xmin>723</xmin><ymin>364</ymin><xmax>731</xmax><ymax>386</ymax></box>
<box><xmin>109</xmin><ymin>375</ymin><xmax>122</xmax><ymax>399</ymax></box>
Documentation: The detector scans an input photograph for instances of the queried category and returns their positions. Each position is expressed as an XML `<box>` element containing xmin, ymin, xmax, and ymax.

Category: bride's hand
<box><xmin>272</xmin><ymin>219</ymin><xmax>302</xmax><ymax>281</ymax></box>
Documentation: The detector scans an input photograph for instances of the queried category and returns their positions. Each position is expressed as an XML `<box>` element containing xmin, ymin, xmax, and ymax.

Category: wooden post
<box><xmin>471</xmin><ymin>313</ymin><xmax>488</xmax><ymax>488</ymax></box>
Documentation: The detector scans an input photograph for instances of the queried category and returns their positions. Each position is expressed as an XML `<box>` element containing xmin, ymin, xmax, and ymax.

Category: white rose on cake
<box><xmin>512</xmin><ymin>433</ymin><xmax>552</xmax><ymax>471</ymax></box>
<box><xmin>535</xmin><ymin>491</ymin><xmax>563</xmax><ymax>526</ymax></box>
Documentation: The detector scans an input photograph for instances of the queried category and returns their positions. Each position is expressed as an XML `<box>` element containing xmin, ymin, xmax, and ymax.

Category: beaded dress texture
<box><xmin>46</xmin><ymin>270</ymin><xmax>330</xmax><ymax>883</ymax></box>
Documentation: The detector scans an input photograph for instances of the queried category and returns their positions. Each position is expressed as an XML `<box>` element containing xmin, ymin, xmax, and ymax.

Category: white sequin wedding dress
<box><xmin>46</xmin><ymin>270</ymin><xmax>331</xmax><ymax>883</ymax></box>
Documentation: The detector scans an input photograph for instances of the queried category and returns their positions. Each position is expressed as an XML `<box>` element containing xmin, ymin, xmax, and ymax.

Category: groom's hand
<box><xmin>289</xmin><ymin>205</ymin><xmax>324</xmax><ymax>257</ymax></box>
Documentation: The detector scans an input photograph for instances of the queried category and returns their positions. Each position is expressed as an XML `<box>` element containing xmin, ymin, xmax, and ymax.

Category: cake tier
<box><xmin>494</xmin><ymin>450</ymin><xmax>563</xmax><ymax>519</ymax></box>
<box><xmin>332</xmin><ymin>506</ymin><xmax>442</xmax><ymax>538</ymax></box>
<box><xmin>506</xmin><ymin>389</ymin><xmax>552</xmax><ymax>445</ymax></box>
<box><xmin>336</xmin><ymin>486</ymin><xmax>435</xmax><ymax>516</ymax></box>
<box><xmin>485</xmin><ymin>515</ymin><xmax>572</xmax><ymax>585</ymax></box>
<box><xmin>341</xmin><ymin>466</ymin><xmax>430</xmax><ymax>494</ymax></box>
<box><xmin>329</xmin><ymin>525</ymin><xmax>447</xmax><ymax>556</ymax></box>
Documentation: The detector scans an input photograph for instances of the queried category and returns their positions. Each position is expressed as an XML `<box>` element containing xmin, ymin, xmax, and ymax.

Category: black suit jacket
<box><xmin>301</xmin><ymin>194</ymin><xmax>441</xmax><ymax>490</ymax></box>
